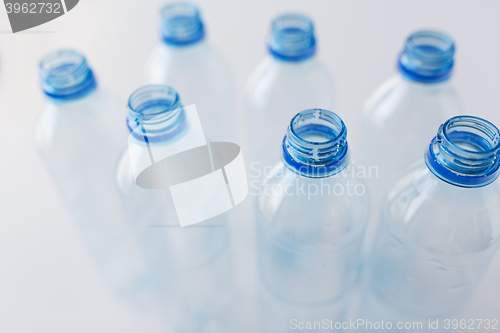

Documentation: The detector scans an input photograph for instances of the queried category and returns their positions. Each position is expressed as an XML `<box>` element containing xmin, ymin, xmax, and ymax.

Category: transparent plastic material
<box><xmin>34</xmin><ymin>50</ymin><xmax>146</xmax><ymax>298</ymax></box>
<box><xmin>115</xmin><ymin>85</ymin><xmax>235</xmax><ymax>332</ymax></box>
<box><xmin>255</xmin><ymin>110</ymin><xmax>369</xmax><ymax>332</ymax></box>
<box><xmin>244</xmin><ymin>14</ymin><xmax>335</xmax><ymax>171</ymax></box>
<box><xmin>144</xmin><ymin>3</ymin><xmax>238</xmax><ymax>144</ymax></box>
<box><xmin>357</xmin><ymin>30</ymin><xmax>461</xmax><ymax>202</ymax></box>
<box><xmin>356</xmin><ymin>31</ymin><xmax>462</xmax><ymax>264</ymax></box>
<box><xmin>358</xmin><ymin>116</ymin><xmax>500</xmax><ymax>331</ymax></box>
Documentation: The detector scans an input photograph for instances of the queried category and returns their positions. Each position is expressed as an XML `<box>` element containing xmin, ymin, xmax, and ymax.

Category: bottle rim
<box><xmin>267</xmin><ymin>13</ymin><xmax>316</xmax><ymax>62</ymax></box>
<box><xmin>282</xmin><ymin>109</ymin><xmax>349</xmax><ymax>178</ymax></box>
<box><xmin>425</xmin><ymin>115</ymin><xmax>500</xmax><ymax>188</ymax></box>
<box><xmin>398</xmin><ymin>30</ymin><xmax>455</xmax><ymax>84</ymax></box>
<box><xmin>127</xmin><ymin>85</ymin><xmax>186</xmax><ymax>143</ymax></box>
<box><xmin>161</xmin><ymin>2</ymin><xmax>205</xmax><ymax>46</ymax></box>
<box><xmin>39</xmin><ymin>49</ymin><xmax>97</xmax><ymax>100</ymax></box>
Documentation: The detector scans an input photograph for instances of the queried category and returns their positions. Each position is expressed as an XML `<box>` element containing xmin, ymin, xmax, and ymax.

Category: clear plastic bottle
<box><xmin>357</xmin><ymin>30</ymin><xmax>462</xmax><ymax>203</ymax></box>
<box><xmin>115</xmin><ymin>85</ymin><xmax>235</xmax><ymax>333</ymax></box>
<box><xmin>33</xmin><ymin>50</ymin><xmax>147</xmax><ymax>299</ymax></box>
<box><xmin>244</xmin><ymin>14</ymin><xmax>335</xmax><ymax>172</ymax></box>
<box><xmin>358</xmin><ymin>116</ymin><xmax>500</xmax><ymax>332</ymax></box>
<box><xmin>144</xmin><ymin>3</ymin><xmax>238</xmax><ymax>144</ymax></box>
<box><xmin>356</xmin><ymin>30</ymin><xmax>463</xmax><ymax>265</ymax></box>
<box><xmin>255</xmin><ymin>109</ymin><xmax>369</xmax><ymax>332</ymax></box>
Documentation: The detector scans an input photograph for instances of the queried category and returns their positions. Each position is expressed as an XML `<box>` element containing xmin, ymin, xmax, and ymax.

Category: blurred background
<box><xmin>1</xmin><ymin>0</ymin><xmax>499</xmax><ymax>332</ymax></box>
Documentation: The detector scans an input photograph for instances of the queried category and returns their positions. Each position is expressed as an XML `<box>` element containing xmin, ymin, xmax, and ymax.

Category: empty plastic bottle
<box><xmin>358</xmin><ymin>116</ymin><xmax>500</xmax><ymax>332</ymax></box>
<box><xmin>244</xmin><ymin>14</ymin><xmax>335</xmax><ymax>171</ymax></box>
<box><xmin>357</xmin><ymin>30</ymin><xmax>462</xmax><ymax>202</ymax></box>
<box><xmin>115</xmin><ymin>85</ymin><xmax>235</xmax><ymax>333</ymax></box>
<box><xmin>144</xmin><ymin>2</ymin><xmax>238</xmax><ymax>144</ymax></box>
<box><xmin>33</xmin><ymin>50</ymin><xmax>147</xmax><ymax>299</ymax></box>
<box><xmin>356</xmin><ymin>30</ymin><xmax>463</xmax><ymax>262</ymax></box>
<box><xmin>255</xmin><ymin>109</ymin><xmax>369</xmax><ymax>332</ymax></box>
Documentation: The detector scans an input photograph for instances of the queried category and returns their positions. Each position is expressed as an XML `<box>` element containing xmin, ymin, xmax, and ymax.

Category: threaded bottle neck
<box><xmin>39</xmin><ymin>49</ymin><xmax>97</xmax><ymax>101</ymax></box>
<box><xmin>425</xmin><ymin>116</ymin><xmax>500</xmax><ymax>188</ymax></box>
<box><xmin>398</xmin><ymin>30</ymin><xmax>455</xmax><ymax>83</ymax></box>
<box><xmin>268</xmin><ymin>13</ymin><xmax>316</xmax><ymax>62</ymax></box>
<box><xmin>161</xmin><ymin>3</ymin><xmax>205</xmax><ymax>46</ymax></box>
<box><xmin>282</xmin><ymin>109</ymin><xmax>349</xmax><ymax>178</ymax></box>
<box><xmin>127</xmin><ymin>85</ymin><xmax>186</xmax><ymax>143</ymax></box>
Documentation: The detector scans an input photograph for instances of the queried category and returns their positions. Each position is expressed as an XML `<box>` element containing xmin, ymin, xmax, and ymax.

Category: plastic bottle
<box><xmin>358</xmin><ymin>116</ymin><xmax>500</xmax><ymax>332</ymax></box>
<box><xmin>33</xmin><ymin>49</ymin><xmax>147</xmax><ymax>299</ymax></box>
<box><xmin>144</xmin><ymin>2</ymin><xmax>238</xmax><ymax>144</ymax></box>
<box><xmin>357</xmin><ymin>30</ymin><xmax>462</xmax><ymax>201</ymax></box>
<box><xmin>244</xmin><ymin>13</ymin><xmax>335</xmax><ymax>172</ymax></box>
<box><xmin>356</xmin><ymin>30</ymin><xmax>463</xmax><ymax>263</ymax></box>
<box><xmin>255</xmin><ymin>109</ymin><xmax>369</xmax><ymax>332</ymax></box>
<box><xmin>115</xmin><ymin>85</ymin><xmax>235</xmax><ymax>332</ymax></box>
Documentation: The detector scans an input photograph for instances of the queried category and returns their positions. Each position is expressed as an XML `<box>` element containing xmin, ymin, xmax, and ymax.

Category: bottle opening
<box><xmin>398</xmin><ymin>30</ymin><xmax>455</xmax><ymax>83</ymax></box>
<box><xmin>282</xmin><ymin>109</ymin><xmax>349</xmax><ymax>178</ymax></box>
<box><xmin>426</xmin><ymin>116</ymin><xmax>500</xmax><ymax>188</ymax></box>
<box><xmin>161</xmin><ymin>3</ymin><xmax>205</xmax><ymax>46</ymax></box>
<box><xmin>127</xmin><ymin>85</ymin><xmax>186</xmax><ymax>143</ymax></box>
<box><xmin>268</xmin><ymin>13</ymin><xmax>316</xmax><ymax>62</ymax></box>
<box><xmin>39</xmin><ymin>49</ymin><xmax>96</xmax><ymax>100</ymax></box>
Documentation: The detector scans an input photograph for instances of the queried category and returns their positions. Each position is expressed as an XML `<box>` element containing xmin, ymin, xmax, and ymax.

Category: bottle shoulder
<box><xmin>361</xmin><ymin>74</ymin><xmax>461</xmax><ymax>127</ymax></box>
<box><xmin>246</xmin><ymin>56</ymin><xmax>333</xmax><ymax>89</ymax></box>
<box><xmin>256</xmin><ymin>162</ymin><xmax>369</xmax><ymax>249</ymax></box>
<box><xmin>34</xmin><ymin>89</ymin><xmax>126</xmax><ymax>156</ymax></box>
<box><xmin>244</xmin><ymin>56</ymin><xmax>335</xmax><ymax>111</ymax></box>
<box><xmin>145</xmin><ymin>41</ymin><xmax>233</xmax><ymax>81</ymax></box>
<box><xmin>382</xmin><ymin>161</ymin><xmax>500</xmax><ymax>254</ymax></box>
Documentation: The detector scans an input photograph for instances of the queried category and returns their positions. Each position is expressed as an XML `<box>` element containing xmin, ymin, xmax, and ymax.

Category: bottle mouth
<box><xmin>161</xmin><ymin>2</ymin><xmax>205</xmax><ymax>46</ymax></box>
<box><xmin>127</xmin><ymin>85</ymin><xmax>186</xmax><ymax>143</ymax></box>
<box><xmin>425</xmin><ymin>116</ymin><xmax>500</xmax><ymax>188</ymax></box>
<box><xmin>282</xmin><ymin>109</ymin><xmax>349</xmax><ymax>178</ymax></box>
<box><xmin>268</xmin><ymin>13</ymin><xmax>316</xmax><ymax>62</ymax></box>
<box><xmin>398</xmin><ymin>30</ymin><xmax>455</xmax><ymax>83</ymax></box>
<box><xmin>39</xmin><ymin>49</ymin><xmax>97</xmax><ymax>100</ymax></box>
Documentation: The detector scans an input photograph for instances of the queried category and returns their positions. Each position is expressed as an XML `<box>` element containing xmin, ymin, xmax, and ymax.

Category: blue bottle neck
<box><xmin>160</xmin><ymin>3</ymin><xmax>205</xmax><ymax>46</ymax></box>
<box><xmin>425</xmin><ymin>116</ymin><xmax>500</xmax><ymax>188</ymax></box>
<box><xmin>282</xmin><ymin>109</ymin><xmax>349</xmax><ymax>178</ymax></box>
<box><xmin>268</xmin><ymin>13</ymin><xmax>316</xmax><ymax>62</ymax></box>
<box><xmin>398</xmin><ymin>30</ymin><xmax>455</xmax><ymax>84</ymax></box>
<box><xmin>127</xmin><ymin>85</ymin><xmax>186</xmax><ymax>144</ymax></box>
<box><xmin>39</xmin><ymin>49</ymin><xmax>97</xmax><ymax>101</ymax></box>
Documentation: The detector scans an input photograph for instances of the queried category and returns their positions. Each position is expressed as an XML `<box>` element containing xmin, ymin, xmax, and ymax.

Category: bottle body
<box><xmin>356</xmin><ymin>31</ymin><xmax>462</xmax><ymax>267</ymax></box>
<box><xmin>115</xmin><ymin>85</ymin><xmax>235</xmax><ymax>332</ymax></box>
<box><xmin>115</xmin><ymin>148</ymin><xmax>235</xmax><ymax>332</ymax></box>
<box><xmin>144</xmin><ymin>40</ymin><xmax>238</xmax><ymax>144</ymax></box>
<box><xmin>34</xmin><ymin>88</ymin><xmax>147</xmax><ymax>298</ymax></box>
<box><xmin>358</xmin><ymin>74</ymin><xmax>461</xmax><ymax>197</ymax></box>
<box><xmin>255</xmin><ymin>109</ymin><xmax>369</xmax><ymax>332</ymax></box>
<box><xmin>359</xmin><ymin>115</ymin><xmax>500</xmax><ymax>332</ymax></box>
<box><xmin>256</xmin><ymin>163</ymin><xmax>369</xmax><ymax>332</ymax></box>
<box><xmin>359</xmin><ymin>162</ymin><xmax>500</xmax><ymax>331</ymax></box>
<box><xmin>244</xmin><ymin>55</ymin><xmax>335</xmax><ymax>171</ymax></box>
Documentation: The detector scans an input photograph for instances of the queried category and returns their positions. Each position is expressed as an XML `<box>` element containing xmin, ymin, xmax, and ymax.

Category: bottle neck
<box><xmin>160</xmin><ymin>3</ymin><xmax>205</xmax><ymax>46</ymax></box>
<box><xmin>39</xmin><ymin>49</ymin><xmax>97</xmax><ymax>101</ymax></box>
<box><xmin>398</xmin><ymin>30</ymin><xmax>455</xmax><ymax>84</ymax></box>
<box><xmin>425</xmin><ymin>116</ymin><xmax>500</xmax><ymax>188</ymax></box>
<box><xmin>282</xmin><ymin>109</ymin><xmax>349</xmax><ymax>178</ymax></box>
<box><xmin>127</xmin><ymin>85</ymin><xmax>186</xmax><ymax>144</ymax></box>
<box><xmin>268</xmin><ymin>14</ymin><xmax>316</xmax><ymax>62</ymax></box>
